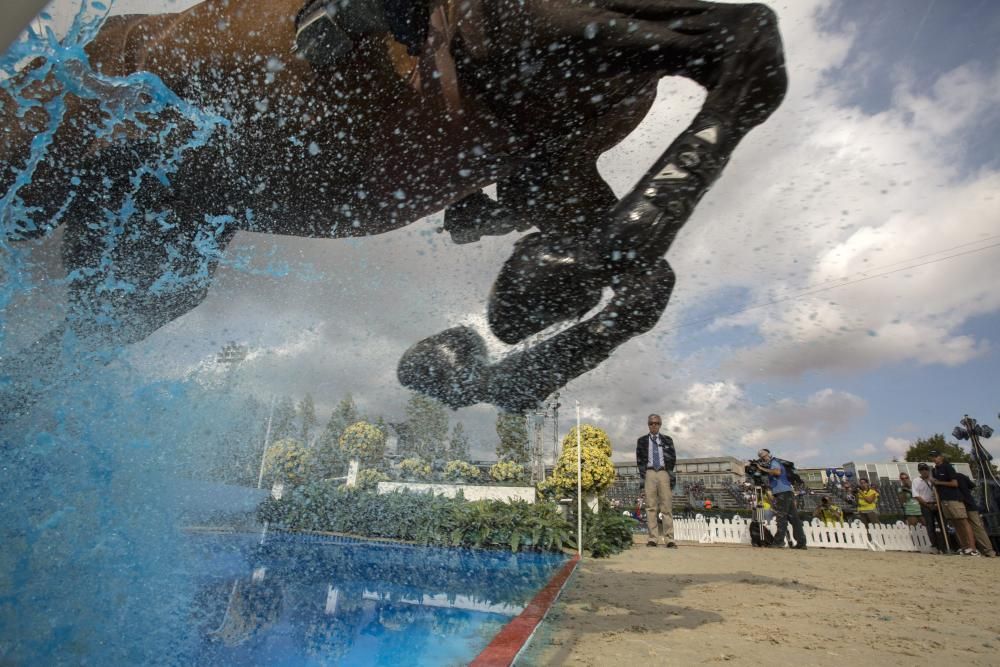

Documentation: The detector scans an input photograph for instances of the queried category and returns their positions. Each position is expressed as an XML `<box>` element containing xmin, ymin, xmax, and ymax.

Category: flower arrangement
<box><xmin>263</xmin><ymin>438</ymin><xmax>315</xmax><ymax>486</ymax></box>
<box><xmin>399</xmin><ymin>457</ymin><xmax>434</xmax><ymax>481</ymax></box>
<box><xmin>563</xmin><ymin>424</ymin><xmax>613</xmax><ymax>458</ymax></box>
<box><xmin>338</xmin><ymin>421</ymin><xmax>386</xmax><ymax>466</ymax></box>
<box><xmin>543</xmin><ymin>424</ymin><xmax>616</xmax><ymax>495</ymax></box>
<box><xmin>490</xmin><ymin>460</ymin><xmax>526</xmax><ymax>483</ymax></box>
<box><xmin>443</xmin><ymin>460</ymin><xmax>481</xmax><ymax>482</ymax></box>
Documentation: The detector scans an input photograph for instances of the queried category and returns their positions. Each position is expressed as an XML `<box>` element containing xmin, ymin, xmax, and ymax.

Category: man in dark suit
<box><xmin>636</xmin><ymin>414</ymin><xmax>677</xmax><ymax>548</ymax></box>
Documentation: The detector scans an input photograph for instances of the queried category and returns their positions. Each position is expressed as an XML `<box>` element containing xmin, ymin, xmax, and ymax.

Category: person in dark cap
<box><xmin>931</xmin><ymin>451</ymin><xmax>980</xmax><ymax>556</ymax></box>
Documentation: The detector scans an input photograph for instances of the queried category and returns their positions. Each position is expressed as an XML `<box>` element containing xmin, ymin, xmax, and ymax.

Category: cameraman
<box><xmin>751</xmin><ymin>449</ymin><xmax>807</xmax><ymax>549</ymax></box>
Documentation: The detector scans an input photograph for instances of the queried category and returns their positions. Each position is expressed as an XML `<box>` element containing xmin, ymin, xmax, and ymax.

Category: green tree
<box><xmin>270</xmin><ymin>395</ymin><xmax>298</xmax><ymax>442</ymax></box>
<box><xmin>904</xmin><ymin>434</ymin><xmax>971</xmax><ymax>463</ymax></box>
<box><xmin>447</xmin><ymin>422</ymin><xmax>470</xmax><ymax>461</ymax></box>
<box><xmin>404</xmin><ymin>393</ymin><xmax>449</xmax><ymax>461</ymax></box>
<box><xmin>315</xmin><ymin>394</ymin><xmax>360</xmax><ymax>478</ymax></box>
<box><xmin>298</xmin><ymin>393</ymin><xmax>318</xmax><ymax>444</ymax></box>
<box><xmin>495</xmin><ymin>412</ymin><xmax>529</xmax><ymax>465</ymax></box>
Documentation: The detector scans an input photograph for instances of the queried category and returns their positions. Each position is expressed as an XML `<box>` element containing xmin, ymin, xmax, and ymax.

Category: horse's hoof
<box><xmin>489</xmin><ymin>232</ymin><xmax>607</xmax><ymax>344</ymax></box>
<box><xmin>397</xmin><ymin>326</ymin><xmax>488</xmax><ymax>408</ymax></box>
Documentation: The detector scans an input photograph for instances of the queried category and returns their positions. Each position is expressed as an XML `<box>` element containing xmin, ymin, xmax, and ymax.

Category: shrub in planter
<box><xmin>490</xmin><ymin>460</ymin><xmax>526</xmax><ymax>483</ymax></box>
<box><xmin>443</xmin><ymin>460</ymin><xmax>480</xmax><ymax>482</ymax></box>
<box><xmin>566</xmin><ymin>505</ymin><xmax>637</xmax><ymax>557</ymax></box>
<box><xmin>398</xmin><ymin>457</ymin><xmax>434</xmax><ymax>481</ymax></box>
<box><xmin>258</xmin><ymin>485</ymin><xmax>578</xmax><ymax>554</ymax></box>
<box><xmin>355</xmin><ymin>468</ymin><xmax>390</xmax><ymax>490</ymax></box>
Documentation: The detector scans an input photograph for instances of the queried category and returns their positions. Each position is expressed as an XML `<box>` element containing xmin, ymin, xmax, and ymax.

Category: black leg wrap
<box><xmin>397</xmin><ymin>326</ymin><xmax>489</xmax><ymax>408</ymax></box>
<box><xmin>400</xmin><ymin>260</ymin><xmax>674</xmax><ymax>412</ymax></box>
<box><xmin>608</xmin><ymin>115</ymin><xmax>737</xmax><ymax>266</ymax></box>
<box><xmin>442</xmin><ymin>192</ymin><xmax>529</xmax><ymax>245</ymax></box>
<box><xmin>486</xmin><ymin>258</ymin><xmax>675</xmax><ymax>412</ymax></box>
<box><xmin>488</xmin><ymin>231</ymin><xmax>608</xmax><ymax>344</ymax></box>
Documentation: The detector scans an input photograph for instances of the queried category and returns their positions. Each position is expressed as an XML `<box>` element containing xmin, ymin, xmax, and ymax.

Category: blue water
<box><xmin>182</xmin><ymin>533</ymin><xmax>566</xmax><ymax>666</ymax></box>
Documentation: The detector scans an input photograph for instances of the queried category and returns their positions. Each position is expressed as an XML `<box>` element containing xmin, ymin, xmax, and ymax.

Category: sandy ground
<box><xmin>520</xmin><ymin>537</ymin><xmax>1000</xmax><ymax>666</ymax></box>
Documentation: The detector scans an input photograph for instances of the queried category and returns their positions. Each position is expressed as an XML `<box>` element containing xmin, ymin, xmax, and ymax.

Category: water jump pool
<box><xmin>149</xmin><ymin>532</ymin><xmax>566</xmax><ymax>666</ymax></box>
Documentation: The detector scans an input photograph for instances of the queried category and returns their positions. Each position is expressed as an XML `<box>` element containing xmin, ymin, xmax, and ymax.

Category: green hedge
<box><xmin>257</xmin><ymin>481</ymin><xmax>635</xmax><ymax>557</ymax></box>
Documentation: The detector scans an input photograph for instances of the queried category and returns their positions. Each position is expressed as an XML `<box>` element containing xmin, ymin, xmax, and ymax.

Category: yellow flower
<box><xmin>546</xmin><ymin>424</ymin><xmax>616</xmax><ymax>494</ymax></box>
<box><xmin>356</xmin><ymin>468</ymin><xmax>390</xmax><ymax>490</ymax></box>
<box><xmin>490</xmin><ymin>460</ymin><xmax>526</xmax><ymax>482</ymax></box>
<box><xmin>263</xmin><ymin>438</ymin><xmax>315</xmax><ymax>486</ymax></box>
<box><xmin>562</xmin><ymin>424</ymin><xmax>613</xmax><ymax>458</ymax></box>
<box><xmin>399</xmin><ymin>457</ymin><xmax>434</xmax><ymax>480</ymax></box>
<box><xmin>339</xmin><ymin>421</ymin><xmax>386</xmax><ymax>466</ymax></box>
<box><xmin>444</xmin><ymin>460</ymin><xmax>480</xmax><ymax>481</ymax></box>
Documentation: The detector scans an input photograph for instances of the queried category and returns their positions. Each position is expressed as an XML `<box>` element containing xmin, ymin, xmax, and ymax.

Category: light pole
<box><xmin>216</xmin><ymin>341</ymin><xmax>247</xmax><ymax>390</ymax></box>
<box><xmin>952</xmin><ymin>414</ymin><xmax>997</xmax><ymax>513</ymax></box>
<box><xmin>256</xmin><ymin>395</ymin><xmax>277</xmax><ymax>489</ymax></box>
<box><xmin>550</xmin><ymin>392</ymin><xmax>561</xmax><ymax>466</ymax></box>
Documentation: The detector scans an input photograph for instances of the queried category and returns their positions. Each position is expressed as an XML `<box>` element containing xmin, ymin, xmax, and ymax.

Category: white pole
<box><xmin>256</xmin><ymin>395</ymin><xmax>277</xmax><ymax>489</ymax></box>
<box><xmin>576</xmin><ymin>401</ymin><xmax>582</xmax><ymax>557</ymax></box>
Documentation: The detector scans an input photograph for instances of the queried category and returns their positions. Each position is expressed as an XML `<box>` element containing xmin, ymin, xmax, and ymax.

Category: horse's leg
<box><xmin>0</xmin><ymin>143</ymin><xmax>235</xmax><ymax>426</ymax></box>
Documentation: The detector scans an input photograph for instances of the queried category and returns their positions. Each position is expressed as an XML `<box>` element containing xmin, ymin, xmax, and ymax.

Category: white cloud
<box><xmin>609</xmin><ymin>382</ymin><xmax>868</xmax><ymax>462</ymax></box>
<box><xmin>883</xmin><ymin>436</ymin><xmax>911</xmax><ymax>458</ymax></box>
<box><xmin>853</xmin><ymin>442</ymin><xmax>877</xmax><ymax>456</ymax></box>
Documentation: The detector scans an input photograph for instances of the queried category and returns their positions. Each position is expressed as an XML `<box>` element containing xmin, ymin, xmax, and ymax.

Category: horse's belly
<box><xmin>234</xmin><ymin>75</ymin><xmax>517</xmax><ymax>236</ymax></box>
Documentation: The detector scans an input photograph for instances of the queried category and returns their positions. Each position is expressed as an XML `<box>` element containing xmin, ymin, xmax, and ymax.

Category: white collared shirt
<box><xmin>648</xmin><ymin>434</ymin><xmax>661</xmax><ymax>467</ymax></box>
<box><xmin>912</xmin><ymin>476</ymin><xmax>935</xmax><ymax>503</ymax></box>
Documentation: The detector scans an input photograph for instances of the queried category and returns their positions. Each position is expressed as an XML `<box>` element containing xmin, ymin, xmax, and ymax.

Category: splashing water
<box><xmin>0</xmin><ymin>3</ymin><xmax>288</xmax><ymax>663</ymax></box>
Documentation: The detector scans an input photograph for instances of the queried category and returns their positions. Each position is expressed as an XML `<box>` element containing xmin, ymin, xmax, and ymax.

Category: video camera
<box><xmin>745</xmin><ymin>458</ymin><xmax>768</xmax><ymax>485</ymax></box>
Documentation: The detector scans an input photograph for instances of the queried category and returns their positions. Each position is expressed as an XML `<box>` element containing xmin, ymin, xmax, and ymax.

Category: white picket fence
<box><xmin>672</xmin><ymin>515</ymin><xmax>935</xmax><ymax>552</ymax></box>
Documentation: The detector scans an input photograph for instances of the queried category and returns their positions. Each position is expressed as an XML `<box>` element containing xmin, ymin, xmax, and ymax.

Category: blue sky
<box><xmin>7</xmin><ymin>0</ymin><xmax>1000</xmax><ymax>467</ymax></box>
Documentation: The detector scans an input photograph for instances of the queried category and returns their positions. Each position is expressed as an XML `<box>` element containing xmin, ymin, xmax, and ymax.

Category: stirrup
<box><xmin>293</xmin><ymin>1</ymin><xmax>355</xmax><ymax>65</ymax></box>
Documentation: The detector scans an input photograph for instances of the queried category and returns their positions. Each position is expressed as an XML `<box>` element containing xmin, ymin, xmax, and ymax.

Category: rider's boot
<box><xmin>294</xmin><ymin>0</ymin><xmax>431</xmax><ymax>65</ymax></box>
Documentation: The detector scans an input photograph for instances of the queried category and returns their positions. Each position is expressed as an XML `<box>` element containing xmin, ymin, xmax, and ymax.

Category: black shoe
<box><xmin>646</xmin><ymin>539</ymin><xmax>658</xmax><ymax>547</ymax></box>
<box><xmin>666</xmin><ymin>542</ymin><xmax>678</xmax><ymax>549</ymax></box>
<box><xmin>794</xmin><ymin>545</ymin><xmax>807</xmax><ymax>550</ymax></box>
<box><xmin>766</xmin><ymin>543</ymin><xmax>785</xmax><ymax>548</ymax></box>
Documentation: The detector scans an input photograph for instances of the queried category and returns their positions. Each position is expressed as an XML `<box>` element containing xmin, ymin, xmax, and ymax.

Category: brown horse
<box><xmin>0</xmin><ymin>0</ymin><xmax>786</xmax><ymax>419</ymax></box>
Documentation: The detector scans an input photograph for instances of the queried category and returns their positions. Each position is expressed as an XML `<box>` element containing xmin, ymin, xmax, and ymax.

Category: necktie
<box><xmin>652</xmin><ymin>436</ymin><xmax>661</xmax><ymax>470</ymax></box>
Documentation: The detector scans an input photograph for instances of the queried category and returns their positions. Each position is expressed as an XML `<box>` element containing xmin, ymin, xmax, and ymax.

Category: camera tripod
<box><xmin>750</xmin><ymin>484</ymin><xmax>773</xmax><ymax>547</ymax></box>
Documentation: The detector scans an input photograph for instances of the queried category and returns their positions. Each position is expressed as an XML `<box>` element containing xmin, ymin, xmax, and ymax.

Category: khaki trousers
<box><xmin>644</xmin><ymin>469</ymin><xmax>674</xmax><ymax>542</ymax></box>
<box><xmin>968</xmin><ymin>510</ymin><xmax>997</xmax><ymax>556</ymax></box>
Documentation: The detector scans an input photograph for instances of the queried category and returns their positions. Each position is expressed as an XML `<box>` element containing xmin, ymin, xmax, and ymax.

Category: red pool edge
<box><xmin>470</xmin><ymin>553</ymin><xmax>581</xmax><ymax>667</ymax></box>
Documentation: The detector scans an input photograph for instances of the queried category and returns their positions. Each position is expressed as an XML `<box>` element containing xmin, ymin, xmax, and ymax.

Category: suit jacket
<box><xmin>636</xmin><ymin>433</ymin><xmax>676</xmax><ymax>480</ymax></box>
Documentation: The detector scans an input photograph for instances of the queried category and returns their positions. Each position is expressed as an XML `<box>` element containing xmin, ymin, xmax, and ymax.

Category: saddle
<box><xmin>295</xmin><ymin>0</ymin><xmax>464</xmax><ymax>115</ymax></box>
